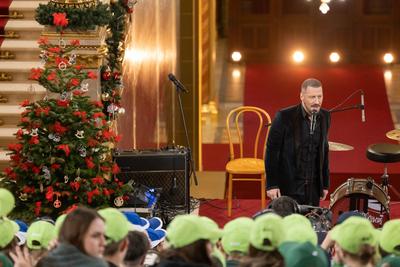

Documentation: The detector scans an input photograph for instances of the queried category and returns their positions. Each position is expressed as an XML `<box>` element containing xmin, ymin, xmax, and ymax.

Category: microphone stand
<box><xmin>329</xmin><ymin>104</ymin><xmax>364</xmax><ymax>114</ymax></box>
<box><xmin>172</xmin><ymin>81</ymin><xmax>199</xmax><ymax>192</ymax></box>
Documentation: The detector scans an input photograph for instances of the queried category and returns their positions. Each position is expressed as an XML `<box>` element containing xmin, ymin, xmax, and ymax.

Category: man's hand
<box><xmin>267</xmin><ymin>188</ymin><xmax>281</xmax><ymax>200</ymax></box>
<box><xmin>320</xmin><ymin>189</ymin><xmax>329</xmax><ymax>200</ymax></box>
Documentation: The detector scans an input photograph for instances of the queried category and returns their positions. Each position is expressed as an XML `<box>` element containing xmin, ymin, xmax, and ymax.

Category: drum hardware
<box><xmin>328</xmin><ymin>141</ymin><xmax>354</xmax><ymax>151</ymax></box>
<box><xmin>329</xmin><ymin>178</ymin><xmax>390</xmax><ymax>227</ymax></box>
<box><xmin>366</xmin><ymin>143</ymin><xmax>400</xmax><ymax>200</ymax></box>
<box><xmin>386</xmin><ymin>129</ymin><xmax>400</xmax><ymax>141</ymax></box>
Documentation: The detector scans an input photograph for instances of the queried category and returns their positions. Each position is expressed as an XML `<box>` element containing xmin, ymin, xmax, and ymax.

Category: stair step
<box><xmin>0</xmin><ymin>128</ymin><xmax>18</xmax><ymax>147</ymax></box>
<box><xmin>0</xmin><ymin>83</ymin><xmax>46</xmax><ymax>104</ymax></box>
<box><xmin>0</xmin><ymin>105</ymin><xmax>24</xmax><ymax>114</ymax></box>
<box><xmin>9</xmin><ymin>1</ymin><xmax>48</xmax><ymax>20</ymax></box>
<box><xmin>0</xmin><ymin>40</ymin><xmax>40</xmax><ymax>61</ymax></box>
<box><xmin>5</xmin><ymin>20</ymin><xmax>44</xmax><ymax>40</ymax></box>
<box><xmin>0</xmin><ymin>61</ymin><xmax>42</xmax><ymax>71</ymax></box>
<box><xmin>0</xmin><ymin>83</ymin><xmax>45</xmax><ymax>93</ymax></box>
<box><xmin>0</xmin><ymin>61</ymin><xmax>42</xmax><ymax>82</ymax></box>
<box><xmin>0</xmin><ymin>105</ymin><xmax>26</xmax><ymax>126</ymax></box>
<box><xmin>0</xmin><ymin>150</ymin><xmax>10</xmax><ymax>161</ymax></box>
<box><xmin>0</xmin><ymin>40</ymin><xmax>39</xmax><ymax>51</ymax></box>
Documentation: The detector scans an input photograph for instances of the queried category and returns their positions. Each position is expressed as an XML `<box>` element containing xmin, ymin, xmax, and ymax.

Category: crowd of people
<box><xmin>1</xmin><ymin>188</ymin><xmax>400</xmax><ymax>267</ymax></box>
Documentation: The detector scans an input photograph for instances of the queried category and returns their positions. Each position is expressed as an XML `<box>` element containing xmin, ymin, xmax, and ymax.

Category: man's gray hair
<box><xmin>301</xmin><ymin>78</ymin><xmax>322</xmax><ymax>92</ymax></box>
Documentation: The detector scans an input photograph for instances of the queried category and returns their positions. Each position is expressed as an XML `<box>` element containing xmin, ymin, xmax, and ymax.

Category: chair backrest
<box><xmin>225</xmin><ymin>106</ymin><xmax>271</xmax><ymax>160</ymax></box>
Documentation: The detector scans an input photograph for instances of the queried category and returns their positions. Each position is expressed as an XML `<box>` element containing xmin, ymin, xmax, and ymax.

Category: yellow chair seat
<box><xmin>226</xmin><ymin>158</ymin><xmax>265</xmax><ymax>174</ymax></box>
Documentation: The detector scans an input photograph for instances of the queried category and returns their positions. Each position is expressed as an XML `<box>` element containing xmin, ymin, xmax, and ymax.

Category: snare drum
<box><xmin>329</xmin><ymin>178</ymin><xmax>390</xmax><ymax>227</ymax></box>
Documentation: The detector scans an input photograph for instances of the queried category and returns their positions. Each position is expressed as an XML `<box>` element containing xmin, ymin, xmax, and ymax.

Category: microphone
<box><xmin>168</xmin><ymin>73</ymin><xmax>188</xmax><ymax>93</ymax></box>
<box><xmin>361</xmin><ymin>91</ymin><xmax>366</xmax><ymax>122</ymax></box>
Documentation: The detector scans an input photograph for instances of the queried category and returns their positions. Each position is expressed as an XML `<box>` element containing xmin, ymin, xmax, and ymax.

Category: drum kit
<box><xmin>328</xmin><ymin>129</ymin><xmax>400</xmax><ymax>228</ymax></box>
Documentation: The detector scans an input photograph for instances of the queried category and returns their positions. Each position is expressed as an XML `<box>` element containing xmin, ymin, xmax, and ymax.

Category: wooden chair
<box><xmin>225</xmin><ymin>106</ymin><xmax>271</xmax><ymax>216</ymax></box>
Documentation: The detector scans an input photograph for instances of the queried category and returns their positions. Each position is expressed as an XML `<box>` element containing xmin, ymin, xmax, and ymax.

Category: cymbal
<box><xmin>328</xmin><ymin>141</ymin><xmax>354</xmax><ymax>151</ymax></box>
<box><xmin>386</xmin><ymin>129</ymin><xmax>400</xmax><ymax>141</ymax></box>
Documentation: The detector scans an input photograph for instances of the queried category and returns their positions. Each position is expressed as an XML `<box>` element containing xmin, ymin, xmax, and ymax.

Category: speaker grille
<box><xmin>114</xmin><ymin>149</ymin><xmax>190</xmax><ymax>209</ymax></box>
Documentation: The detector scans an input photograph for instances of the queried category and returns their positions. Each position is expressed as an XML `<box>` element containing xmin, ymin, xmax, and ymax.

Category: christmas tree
<box><xmin>1</xmin><ymin>12</ymin><xmax>127</xmax><ymax>219</ymax></box>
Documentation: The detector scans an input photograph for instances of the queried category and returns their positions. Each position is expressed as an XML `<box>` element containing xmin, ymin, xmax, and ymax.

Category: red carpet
<box><xmin>0</xmin><ymin>0</ymin><xmax>12</xmax><ymax>46</ymax></box>
<box><xmin>199</xmin><ymin>199</ymin><xmax>400</xmax><ymax>227</ymax></box>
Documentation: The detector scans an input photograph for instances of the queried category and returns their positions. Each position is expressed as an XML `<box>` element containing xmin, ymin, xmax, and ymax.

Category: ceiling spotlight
<box><xmin>231</xmin><ymin>51</ymin><xmax>242</xmax><ymax>62</ymax></box>
<box><xmin>232</xmin><ymin>69</ymin><xmax>241</xmax><ymax>78</ymax></box>
<box><xmin>329</xmin><ymin>52</ymin><xmax>340</xmax><ymax>63</ymax></box>
<box><xmin>319</xmin><ymin>3</ymin><xmax>330</xmax><ymax>14</ymax></box>
<box><xmin>383</xmin><ymin>53</ymin><xmax>394</xmax><ymax>64</ymax></box>
<box><xmin>292</xmin><ymin>51</ymin><xmax>305</xmax><ymax>63</ymax></box>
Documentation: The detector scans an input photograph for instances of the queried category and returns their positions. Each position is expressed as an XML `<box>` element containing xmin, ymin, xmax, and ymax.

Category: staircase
<box><xmin>0</xmin><ymin>0</ymin><xmax>47</xmax><ymax>170</ymax></box>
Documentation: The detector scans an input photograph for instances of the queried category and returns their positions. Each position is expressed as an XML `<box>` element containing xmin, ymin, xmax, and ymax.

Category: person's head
<box><xmin>221</xmin><ymin>217</ymin><xmax>254</xmax><ymax>256</ymax></box>
<box><xmin>26</xmin><ymin>220</ymin><xmax>56</xmax><ymax>260</ymax></box>
<box><xmin>330</xmin><ymin>216</ymin><xmax>378</xmax><ymax>266</ymax></box>
<box><xmin>98</xmin><ymin>208</ymin><xmax>130</xmax><ymax>258</ymax></box>
<box><xmin>0</xmin><ymin>218</ymin><xmax>19</xmax><ymax>252</ymax></box>
<box><xmin>124</xmin><ymin>231</ymin><xmax>150</xmax><ymax>267</ymax></box>
<box><xmin>300</xmin><ymin>78</ymin><xmax>323</xmax><ymax>114</ymax></box>
<box><xmin>27</xmin><ymin>220</ymin><xmax>56</xmax><ymax>250</ymax></box>
<box><xmin>379</xmin><ymin>219</ymin><xmax>400</xmax><ymax>257</ymax></box>
<box><xmin>279</xmin><ymin>241</ymin><xmax>328</xmax><ymax>267</ymax></box>
<box><xmin>269</xmin><ymin>196</ymin><xmax>299</xmax><ymax>217</ymax></box>
<box><xmin>58</xmin><ymin>206</ymin><xmax>106</xmax><ymax>258</ymax></box>
<box><xmin>249</xmin><ymin>213</ymin><xmax>285</xmax><ymax>256</ymax></box>
<box><xmin>282</xmin><ymin>214</ymin><xmax>318</xmax><ymax>245</ymax></box>
<box><xmin>164</xmin><ymin>214</ymin><xmax>216</xmax><ymax>264</ymax></box>
<box><xmin>0</xmin><ymin>189</ymin><xmax>15</xmax><ymax>217</ymax></box>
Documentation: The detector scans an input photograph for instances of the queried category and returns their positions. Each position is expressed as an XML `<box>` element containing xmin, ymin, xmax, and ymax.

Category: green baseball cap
<box><xmin>166</xmin><ymin>214</ymin><xmax>213</xmax><ymax>248</ymax></box>
<box><xmin>27</xmin><ymin>220</ymin><xmax>56</xmax><ymax>250</ymax></box>
<box><xmin>279</xmin><ymin>241</ymin><xmax>328</xmax><ymax>267</ymax></box>
<box><xmin>221</xmin><ymin>217</ymin><xmax>254</xmax><ymax>254</ymax></box>
<box><xmin>330</xmin><ymin>216</ymin><xmax>378</xmax><ymax>254</ymax></box>
<box><xmin>0</xmin><ymin>188</ymin><xmax>15</xmax><ymax>217</ymax></box>
<box><xmin>199</xmin><ymin>216</ymin><xmax>223</xmax><ymax>244</ymax></box>
<box><xmin>250</xmin><ymin>213</ymin><xmax>284</xmax><ymax>251</ymax></box>
<box><xmin>283</xmin><ymin>214</ymin><xmax>317</xmax><ymax>245</ymax></box>
<box><xmin>0</xmin><ymin>218</ymin><xmax>19</xmax><ymax>248</ymax></box>
<box><xmin>54</xmin><ymin>214</ymin><xmax>67</xmax><ymax>236</ymax></box>
<box><xmin>377</xmin><ymin>255</ymin><xmax>400</xmax><ymax>267</ymax></box>
<box><xmin>380</xmin><ymin>219</ymin><xmax>400</xmax><ymax>256</ymax></box>
<box><xmin>98</xmin><ymin>208</ymin><xmax>130</xmax><ymax>243</ymax></box>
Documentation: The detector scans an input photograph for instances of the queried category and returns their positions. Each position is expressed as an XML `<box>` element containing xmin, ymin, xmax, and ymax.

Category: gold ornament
<box><xmin>54</xmin><ymin>198</ymin><xmax>62</xmax><ymax>208</ymax></box>
<box><xmin>103</xmin><ymin>172</ymin><xmax>111</xmax><ymax>181</ymax></box>
<box><xmin>19</xmin><ymin>193</ymin><xmax>28</xmax><ymax>201</ymax></box>
<box><xmin>101</xmin><ymin>93</ymin><xmax>110</xmax><ymax>101</ymax></box>
<box><xmin>118</xmin><ymin>107</ymin><xmax>125</xmax><ymax>115</ymax></box>
<box><xmin>114</xmin><ymin>196</ymin><xmax>124</xmax><ymax>207</ymax></box>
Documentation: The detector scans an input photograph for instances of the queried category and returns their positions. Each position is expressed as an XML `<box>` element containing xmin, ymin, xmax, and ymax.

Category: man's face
<box><xmin>300</xmin><ymin>86</ymin><xmax>323</xmax><ymax>114</ymax></box>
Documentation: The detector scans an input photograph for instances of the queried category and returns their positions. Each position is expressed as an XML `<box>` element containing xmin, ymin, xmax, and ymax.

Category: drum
<box><xmin>329</xmin><ymin>178</ymin><xmax>390</xmax><ymax>228</ymax></box>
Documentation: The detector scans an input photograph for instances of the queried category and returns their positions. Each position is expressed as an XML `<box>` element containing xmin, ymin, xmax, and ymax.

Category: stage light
<box><xmin>319</xmin><ymin>3</ymin><xmax>330</xmax><ymax>14</ymax></box>
<box><xmin>231</xmin><ymin>51</ymin><xmax>242</xmax><ymax>62</ymax></box>
<box><xmin>329</xmin><ymin>52</ymin><xmax>340</xmax><ymax>63</ymax></box>
<box><xmin>384</xmin><ymin>70</ymin><xmax>392</xmax><ymax>80</ymax></box>
<box><xmin>232</xmin><ymin>69</ymin><xmax>241</xmax><ymax>78</ymax></box>
<box><xmin>383</xmin><ymin>53</ymin><xmax>394</xmax><ymax>64</ymax></box>
<box><xmin>292</xmin><ymin>51</ymin><xmax>305</xmax><ymax>63</ymax></box>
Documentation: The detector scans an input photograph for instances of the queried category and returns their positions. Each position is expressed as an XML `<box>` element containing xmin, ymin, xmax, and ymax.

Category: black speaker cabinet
<box><xmin>113</xmin><ymin>149</ymin><xmax>190</xmax><ymax>211</ymax></box>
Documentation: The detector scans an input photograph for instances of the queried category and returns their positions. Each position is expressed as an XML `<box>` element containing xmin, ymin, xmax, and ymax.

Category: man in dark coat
<box><xmin>265</xmin><ymin>78</ymin><xmax>330</xmax><ymax>206</ymax></box>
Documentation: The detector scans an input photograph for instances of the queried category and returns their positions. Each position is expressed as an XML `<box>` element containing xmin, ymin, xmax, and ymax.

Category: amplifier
<box><xmin>113</xmin><ymin>148</ymin><xmax>190</xmax><ymax>210</ymax></box>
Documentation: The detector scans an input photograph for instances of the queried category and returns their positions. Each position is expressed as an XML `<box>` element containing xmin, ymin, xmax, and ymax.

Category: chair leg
<box><xmin>261</xmin><ymin>174</ymin><xmax>266</xmax><ymax>209</ymax></box>
<box><xmin>227</xmin><ymin>173</ymin><xmax>233</xmax><ymax>217</ymax></box>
